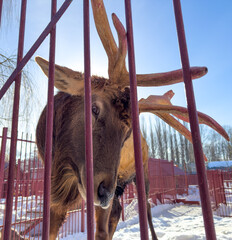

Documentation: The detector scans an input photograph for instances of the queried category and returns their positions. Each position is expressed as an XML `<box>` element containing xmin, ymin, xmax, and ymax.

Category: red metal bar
<box><xmin>0</xmin><ymin>0</ymin><xmax>72</xmax><ymax>101</ymax></box>
<box><xmin>173</xmin><ymin>1</ymin><xmax>217</xmax><ymax>239</ymax></box>
<box><xmin>0</xmin><ymin>128</ymin><xmax>7</xmax><ymax>199</ymax></box>
<box><xmin>14</xmin><ymin>159</ymin><xmax>20</xmax><ymax>210</ymax></box>
<box><xmin>171</xmin><ymin>160</ymin><xmax>177</xmax><ymax>200</ymax></box>
<box><xmin>81</xmin><ymin>200</ymin><xmax>85</xmax><ymax>233</ymax></box>
<box><xmin>84</xmin><ymin>0</ymin><xmax>94</xmax><ymax>239</ymax></box>
<box><xmin>24</xmin><ymin>156</ymin><xmax>31</xmax><ymax>235</ymax></box>
<box><xmin>14</xmin><ymin>159</ymin><xmax>20</xmax><ymax>240</ymax></box>
<box><xmin>124</xmin><ymin>1</ymin><xmax>149</xmax><ymax>239</ymax></box>
<box><xmin>3</xmin><ymin>1</ymin><xmax>27</xmax><ymax>239</ymax></box>
<box><xmin>0</xmin><ymin>135</ymin><xmax>36</xmax><ymax>144</ymax></box>
<box><xmin>42</xmin><ymin>0</ymin><xmax>57</xmax><ymax>239</ymax></box>
<box><xmin>19</xmin><ymin>159</ymin><xmax>27</xmax><ymax>234</ymax></box>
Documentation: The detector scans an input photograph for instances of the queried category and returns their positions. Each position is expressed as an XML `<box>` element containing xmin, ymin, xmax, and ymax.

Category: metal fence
<box><xmin>0</xmin><ymin>0</ymin><xmax>223</xmax><ymax>239</ymax></box>
<box><xmin>0</xmin><ymin>129</ymin><xmax>85</xmax><ymax>239</ymax></box>
<box><xmin>1</xmin><ymin>130</ymin><xmax>231</xmax><ymax>239</ymax></box>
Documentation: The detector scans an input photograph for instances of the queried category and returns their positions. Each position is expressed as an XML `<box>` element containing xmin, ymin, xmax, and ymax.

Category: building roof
<box><xmin>207</xmin><ymin>160</ymin><xmax>232</xmax><ymax>170</ymax></box>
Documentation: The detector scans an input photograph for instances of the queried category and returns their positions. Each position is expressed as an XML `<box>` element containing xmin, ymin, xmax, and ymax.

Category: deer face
<box><xmin>70</xmin><ymin>88</ymin><xmax>131</xmax><ymax>208</ymax></box>
<box><xmin>36</xmin><ymin>58</ymin><xmax>131</xmax><ymax>208</ymax></box>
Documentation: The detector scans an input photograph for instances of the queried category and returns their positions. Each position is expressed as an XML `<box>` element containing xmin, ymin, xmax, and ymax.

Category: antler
<box><xmin>139</xmin><ymin>91</ymin><xmax>230</xmax><ymax>161</ymax></box>
<box><xmin>91</xmin><ymin>0</ymin><xmax>208</xmax><ymax>87</ymax></box>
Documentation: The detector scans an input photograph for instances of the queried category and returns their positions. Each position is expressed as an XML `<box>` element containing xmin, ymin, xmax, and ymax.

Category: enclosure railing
<box><xmin>0</xmin><ymin>0</ymin><xmax>220</xmax><ymax>239</ymax></box>
<box><xmin>1</xmin><ymin>131</ymin><xmax>231</xmax><ymax>239</ymax></box>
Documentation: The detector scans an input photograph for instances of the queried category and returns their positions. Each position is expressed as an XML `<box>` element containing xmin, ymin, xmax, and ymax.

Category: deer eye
<box><xmin>92</xmin><ymin>104</ymin><xmax>100</xmax><ymax>117</ymax></box>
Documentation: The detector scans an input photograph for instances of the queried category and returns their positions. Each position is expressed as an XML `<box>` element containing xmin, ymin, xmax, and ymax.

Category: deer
<box><xmin>35</xmin><ymin>1</ymin><xmax>229</xmax><ymax>239</ymax></box>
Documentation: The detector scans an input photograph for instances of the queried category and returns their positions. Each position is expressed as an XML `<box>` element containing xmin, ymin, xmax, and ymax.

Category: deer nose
<box><xmin>97</xmin><ymin>181</ymin><xmax>114</xmax><ymax>208</ymax></box>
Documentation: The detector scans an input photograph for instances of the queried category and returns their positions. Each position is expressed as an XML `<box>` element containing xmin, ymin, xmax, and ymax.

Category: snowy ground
<box><xmin>61</xmin><ymin>201</ymin><xmax>232</xmax><ymax>240</ymax></box>
<box><xmin>0</xmin><ymin>184</ymin><xmax>231</xmax><ymax>239</ymax></box>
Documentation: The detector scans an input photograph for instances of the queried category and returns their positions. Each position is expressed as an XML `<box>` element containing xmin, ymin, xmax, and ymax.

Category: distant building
<box><xmin>148</xmin><ymin>158</ymin><xmax>186</xmax><ymax>176</ymax></box>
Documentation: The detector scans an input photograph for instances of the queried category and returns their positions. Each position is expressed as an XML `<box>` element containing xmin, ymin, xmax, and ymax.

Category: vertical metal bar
<box><xmin>3</xmin><ymin>1</ymin><xmax>27</xmax><ymax>239</ymax></box>
<box><xmin>81</xmin><ymin>200</ymin><xmax>85</xmax><ymax>232</ymax></box>
<box><xmin>14</xmin><ymin>160</ymin><xmax>20</xmax><ymax>210</ymax></box>
<box><xmin>18</xmin><ymin>135</ymin><xmax>24</xmax><ymax>235</ymax></box>
<box><xmin>42</xmin><ymin>0</ymin><xmax>57</xmax><ymax>239</ymax></box>
<box><xmin>14</xmin><ymin>159</ymin><xmax>20</xmax><ymax>240</ymax></box>
<box><xmin>0</xmin><ymin>128</ymin><xmax>7</xmax><ymax>199</ymax></box>
<box><xmin>173</xmin><ymin>1</ymin><xmax>217</xmax><ymax>239</ymax></box>
<box><xmin>19</xmin><ymin>158</ymin><xmax>26</xmax><ymax>234</ymax></box>
<box><xmin>171</xmin><ymin>160</ymin><xmax>177</xmax><ymax>200</ymax></box>
<box><xmin>124</xmin><ymin>1</ymin><xmax>149</xmax><ymax>239</ymax></box>
<box><xmin>83</xmin><ymin>0</ymin><xmax>94</xmax><ymax>239</ymax></box>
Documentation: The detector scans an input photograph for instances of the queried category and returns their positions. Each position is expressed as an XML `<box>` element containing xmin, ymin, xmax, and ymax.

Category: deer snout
<box><xmin>97</xmin><ymin>181</ymin><xmax>114</xmax><ymax>208</ymax></box>
<box><xmin>94</xmin><ymin>173</ymin><xmax>116</xmax><ymax>209</ymax></box>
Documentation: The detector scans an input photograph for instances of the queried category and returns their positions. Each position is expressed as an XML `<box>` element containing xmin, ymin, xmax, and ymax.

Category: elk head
<box><xmin>36</xmin><ymin>0</ymin><xmax>229</xmax><ymax>209</ymax></box>
<box><xmin>36</xmin><ymin>56</ymin><xmax>133</xmax><ymax>208</ymax></box>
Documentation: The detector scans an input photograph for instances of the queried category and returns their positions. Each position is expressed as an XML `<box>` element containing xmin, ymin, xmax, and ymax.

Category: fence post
<box><xmin>173</xmin><ymin>1</ymin><xmax>217</xmax><ymax>239</ymax></box>
<box><xmin>0</xmin><ymin>128</ymin><xmax>7</xmax><ymax>199</ymax></box>
<box><xmin>81</xmin><ymin>200</ymin><xmax>85</xmax><ymax>232</ymax></box>
<box><xmin>42</xmin><ymin>0</ymin><xmax>57</xmax><ymax>239</ymax></box>
<box><xmin>3</xmin><ymin>1</ymin><xmax>27</xmax><ymax>238</ymax></box>
<box><xmin>84</xmin><ymin>0</ymin><xmax>95</xmax><ymax>239</ymax></box>
<box><xmin>124</xmin><ymin>1</ymin><xmax>149</xmax><ymax>239</ymax></box>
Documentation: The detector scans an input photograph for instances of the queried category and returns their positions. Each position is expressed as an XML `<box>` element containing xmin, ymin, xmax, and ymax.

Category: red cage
<box><xmin>0</xmin><ymin>0</ymin><xmax>227</xmax><ymax>239</ymax></box>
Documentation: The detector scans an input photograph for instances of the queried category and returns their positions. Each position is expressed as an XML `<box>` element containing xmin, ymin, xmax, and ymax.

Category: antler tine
<box><xmin>139</xmin><ymin>92</ymin><xmax>230</xmax><ymax>141</ymax></box>
<box><xmin>136</xmin><ymin>66</ymin><xmax>208</xmax><ymax>87</ymax></box>
<box><xmin>111</xmin><ymin>13</ymin><xmax>128</xmax><ymax>84</ymax></box>
<box><xmin>91</xmin><ymin>0</ymin><xmax>118</xmax><ymax>62</ymax></box>
<box><xmin>91</xmin><ymin>0</ymin><xmax>128</xmax><ymax>84</ymax></box>
<box><xmin>91</xmin><ymin>0</ymin><xmax>208</xmax><ymax>87</ymax></box>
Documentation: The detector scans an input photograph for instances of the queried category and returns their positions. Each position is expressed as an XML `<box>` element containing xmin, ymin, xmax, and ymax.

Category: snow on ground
<box><xmin>1</xmin><ymin>185</ymin><xmax>231</xmax><ymax>239</ymax></box>
<box><xmin>61</xmin><ymin>202</ymin><xmax>232</xmax><ymax>240</ymax></box>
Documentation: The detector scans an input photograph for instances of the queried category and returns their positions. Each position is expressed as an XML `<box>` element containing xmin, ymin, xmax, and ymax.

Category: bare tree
<box><xmin>169</xmin><ymin>126</ymin><xmax>175</xmax><ymax>162</ymax></box>
<box><xmin>154</xmin><ymin>118</ymin><xmax>164</xmax><ymax>159</ymax></box>
<box><xmin>173</xmin><ymin>130</ymin><xmax>180</xmax><ymax>166</ymax></box>
<box><xmin>178</xmin><ymin>130</ymin><xmax>185</xmax><ymax>167</ymax></box>
<box><xmin>0</xmin><ymin>2</ymin><xmax>39</xmax><ymax>133</ymax></box>
<box><xmin>0</xmin><ymin>52</ymin><xmax>35</xmax><ymax>128</ymax></box>
<box><xmin>162</xmin><ymin>122</ymin><xmax>169</xmax><ymax>160</ymax></box>
<box><xmin>149</xmin><ymin>116</ymin><xmax>157</xmax><ymax>158</ymax></box>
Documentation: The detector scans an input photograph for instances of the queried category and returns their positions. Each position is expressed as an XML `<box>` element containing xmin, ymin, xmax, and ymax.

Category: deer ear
<box><xmin>35</xmin><ymin>56</ymin><xmax>84</xmax><ymax>95</ymax></box>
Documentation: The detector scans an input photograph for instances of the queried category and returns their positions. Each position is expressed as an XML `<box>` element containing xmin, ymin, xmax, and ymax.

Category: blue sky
<box><xmin>1</xmin><ymin>0</ymin><xmax>232</xmax><ymax>129</ymax></box>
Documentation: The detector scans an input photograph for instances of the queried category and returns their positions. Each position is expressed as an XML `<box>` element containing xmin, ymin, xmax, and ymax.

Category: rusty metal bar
<box><xmin>3</xmin><ymin>1</ymin><xmax>27</xmax><ymax>239</ymax></box>
<box><xmin>0</xmin><ymin>0</ymin><xmax>72</xmax><ymax>101</ymax></box>
<box><xmin>124</xmin><ymin>0</ymin><xmax>149</xmax><ymax>239</ymax></box>
<box><xmin>173</xmin><ymin>0</ymin><xmax>217</xmax><ymax>239</ymax></box>
<box><xmin>0</xmin><ymin>128</ymin><xmax>7</xmax><ymax>199</ymax></box>
<box><xmin>84</xmin><ymin>0</ymin><xmax>94</xmax><ymax>239</ymax></box>
<box><xmin>42</xmin><ymin>0</ymin><xmax>57</xmax><ymax>239</ymax></box>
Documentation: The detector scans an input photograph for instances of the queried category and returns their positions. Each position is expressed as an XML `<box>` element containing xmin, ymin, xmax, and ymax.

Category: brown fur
<box><xmin>36</xmin><ymin>58</ymin><xmax>158</xmax><ymax>240</ymax></box>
